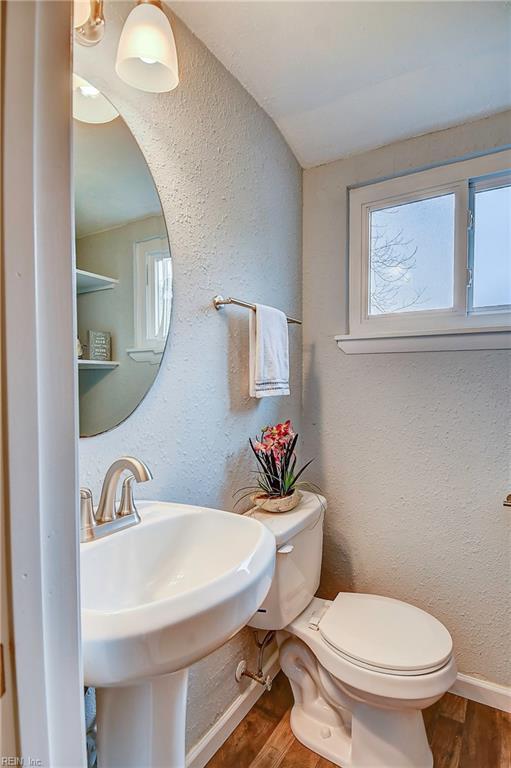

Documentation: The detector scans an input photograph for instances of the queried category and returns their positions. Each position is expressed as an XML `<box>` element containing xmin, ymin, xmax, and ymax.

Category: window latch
<box><xmin>466</xmin><ymin>268</ymin><xmax>473</xmax><ymax>289</ymax></box>
<box><xmin>467</xmin><ymin>208</ymin><xmax>474</xmax><ymax>230</ymax></box>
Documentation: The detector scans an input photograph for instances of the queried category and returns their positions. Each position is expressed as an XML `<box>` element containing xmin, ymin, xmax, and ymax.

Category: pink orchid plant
<box><xmin>235</xmin><ymin>420</ymin><xmax>319</xmax><ymax>504</ymax></box>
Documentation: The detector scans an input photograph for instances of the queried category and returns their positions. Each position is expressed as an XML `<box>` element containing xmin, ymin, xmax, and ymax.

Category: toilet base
<box><xmin>289</xmin><ymin>700</ymin><xmax>433</xmax><ymax>768</ymax></box>
<box><xmin>290</xmin><ymin>704</ymin><xmax>351</xmax><ymax>767</ymax></box>
<box><xmin>280</xmin><ymin>637</ymin><xmax>435</xmax><ymax>768</ymax></box>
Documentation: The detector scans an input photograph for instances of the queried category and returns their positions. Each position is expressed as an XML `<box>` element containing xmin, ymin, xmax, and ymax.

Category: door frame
<box><xmin>1</xmin><ymin>0</ymin><xmax>19</xmax><ymax>757</ymax></box>
<box><xmin>3</xmin><ymin>2</ymin><xmax>85</xmax><ymax>765</ymax></box>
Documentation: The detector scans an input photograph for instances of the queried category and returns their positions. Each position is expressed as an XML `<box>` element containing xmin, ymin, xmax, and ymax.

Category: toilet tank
<box><xmin>248</xmin><ymin>492</ymin><xmax>326</xmax><ymax>631</ymax></box>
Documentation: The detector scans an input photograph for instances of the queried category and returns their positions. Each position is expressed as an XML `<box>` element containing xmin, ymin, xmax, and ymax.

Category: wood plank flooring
<box><xmin>206</xmin><ymin>673</ymin><xmax>511</xmax><ymax>768</ymax></box>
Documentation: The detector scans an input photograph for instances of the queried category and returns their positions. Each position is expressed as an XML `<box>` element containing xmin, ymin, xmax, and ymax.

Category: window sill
<box><xmin>126</xmin><ymin>347</ymin><xmax>163</xmax><ymax>364</ymax></box>
<box><xmin>335</xmin><ymin>328</ymin><xmax>511</xmax><ymax>354</ymax></box>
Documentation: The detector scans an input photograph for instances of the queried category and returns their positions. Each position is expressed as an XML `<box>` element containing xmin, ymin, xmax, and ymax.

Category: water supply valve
<box><xmin>235</xmin><ymin>660</ymin><xmax>272</xmax><ymax>692</ymax></box>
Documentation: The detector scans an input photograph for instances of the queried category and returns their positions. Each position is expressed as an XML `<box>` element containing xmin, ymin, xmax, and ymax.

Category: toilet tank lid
<box><xmin>248</xmin><ymin>492</ymin><xmax>326</xmax><ymax>547</ymax></box>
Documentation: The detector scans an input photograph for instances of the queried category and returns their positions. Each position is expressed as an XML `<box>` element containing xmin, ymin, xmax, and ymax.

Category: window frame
<box><xmin>133</xmin><ymin>235</ymin><xmax>172</xmax><ymax>353</ymax></box>
<box><xmin>337</xmin><ymin>150</ymin><xmax>511</xmax><ymax>353</ymax></box>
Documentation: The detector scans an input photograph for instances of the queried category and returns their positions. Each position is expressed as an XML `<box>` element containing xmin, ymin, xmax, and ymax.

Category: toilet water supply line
<box><xmin>235</xmin><ymin>631</ymin><xmax>276</xmax><ymax>691</ymax></box>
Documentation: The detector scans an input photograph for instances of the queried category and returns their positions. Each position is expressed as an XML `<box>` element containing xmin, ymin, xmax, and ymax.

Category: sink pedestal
<box><xmin>96</xmin><ymin>669</ymin><xmax>188</xmax><ymax>768</ymax></box>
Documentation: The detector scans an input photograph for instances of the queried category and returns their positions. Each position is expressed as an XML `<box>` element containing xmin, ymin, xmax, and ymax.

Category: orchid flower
<box><xmin>235</xmin><ymin>420</ymin><xmax>317</xmax><ymax>503</ymax></box>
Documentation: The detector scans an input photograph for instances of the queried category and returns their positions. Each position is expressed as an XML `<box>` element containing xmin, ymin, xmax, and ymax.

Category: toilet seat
<box><xmin>318</xmin><ymin>593</ymin><xmax>453</xmax><ymax>676</ymax></box>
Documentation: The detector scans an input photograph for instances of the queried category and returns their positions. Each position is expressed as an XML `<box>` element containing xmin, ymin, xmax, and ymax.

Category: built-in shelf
<box><xmin>76</xmin><ymin>269</ymin><xmax>118</xmax><ymax>294</ymax></box>
<box><xmin>78</xmin><ymin>359</ymin><xmax>119</xmax><ymax>371</ymax></box>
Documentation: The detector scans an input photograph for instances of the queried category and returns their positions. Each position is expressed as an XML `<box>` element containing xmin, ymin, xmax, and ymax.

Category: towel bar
<box><xmin>213</xmin><ymin>295</ymin><xmax>302</xmax><ymax>325</ymax></box>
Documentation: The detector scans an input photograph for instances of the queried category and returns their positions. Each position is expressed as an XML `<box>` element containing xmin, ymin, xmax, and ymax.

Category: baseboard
<box><xmin>186</xmin><ymin>652</ymin><xmax>281</xmax><ymax>768</ymax></box>
<box><xmin>450</xmin><ymin>673</ymin><xmax>511</xmax><ymax>713</ymax></box>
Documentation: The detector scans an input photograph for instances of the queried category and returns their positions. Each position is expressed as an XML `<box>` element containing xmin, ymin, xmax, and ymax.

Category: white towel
<box><xmin>249</xmin><ymin>303</ymin><xmax>290</xmax><ymax>398</ymax></box>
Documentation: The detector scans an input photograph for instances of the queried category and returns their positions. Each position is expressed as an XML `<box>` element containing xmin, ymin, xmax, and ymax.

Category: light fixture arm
<box><xmin>75</xmin><ymin>0</ymin><xmax>105</xmax><ymax>47</ymax></box>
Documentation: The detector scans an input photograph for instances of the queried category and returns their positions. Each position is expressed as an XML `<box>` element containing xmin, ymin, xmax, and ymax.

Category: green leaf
<box><xmin>290</xmin><ymin>457</ymin><xmax>315</xmax><ymax>485</ymax></box>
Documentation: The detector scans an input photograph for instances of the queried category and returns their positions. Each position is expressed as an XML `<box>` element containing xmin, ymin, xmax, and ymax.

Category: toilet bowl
<box><xmin>248</xmin><ymin>493</ymin><xmax>457</xmax><ymax>768</ymax></box>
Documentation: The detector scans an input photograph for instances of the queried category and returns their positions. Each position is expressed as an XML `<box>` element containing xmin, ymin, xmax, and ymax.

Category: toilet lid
<box><xmin>319</xmin><ymin>593</ymin><xmax>453</xmax><ymax>675</ymax></box>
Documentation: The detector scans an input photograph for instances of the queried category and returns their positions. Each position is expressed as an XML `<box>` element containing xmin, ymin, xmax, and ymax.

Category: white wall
<box><xmin>75</xmin><ymin>4</ymin><xmax>301</xmax><ymax>751</ymax></box>
<box><xmin>303</xmin><ymin>111</ymin><xmax>511</xmax><ymax>687</ymax></box>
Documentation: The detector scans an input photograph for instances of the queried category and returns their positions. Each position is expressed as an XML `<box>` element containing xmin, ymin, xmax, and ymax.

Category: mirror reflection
<box><xmin>73</xmin><ymin>77</ymin><xmax>172</xmax><ymax>437</ymax></box>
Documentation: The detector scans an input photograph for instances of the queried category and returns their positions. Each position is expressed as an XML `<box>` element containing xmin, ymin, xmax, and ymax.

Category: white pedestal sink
<box><xmin>81</xmin><ymin>501</ymin><xmax>276</xmax><ymax>768</ymax></box>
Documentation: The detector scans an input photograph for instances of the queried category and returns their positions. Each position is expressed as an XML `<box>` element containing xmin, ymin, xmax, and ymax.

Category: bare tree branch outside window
<box><xmin>370</xmin><ymin>209</ymin><xmax>427</xmax><ymax>314</ymax></box>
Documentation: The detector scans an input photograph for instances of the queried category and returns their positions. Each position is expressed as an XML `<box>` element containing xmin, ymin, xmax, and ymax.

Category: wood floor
<box><xmin>206</xmin><ymin>673</ymin><xmax>511</xmax><ymax>768</ymax></box>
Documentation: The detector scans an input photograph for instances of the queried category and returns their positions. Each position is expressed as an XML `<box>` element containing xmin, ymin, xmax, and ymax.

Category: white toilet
<box><xmin>248</xmin><ymin>492</ymin><xmax>457</xmax><ymax>768</ymax></box>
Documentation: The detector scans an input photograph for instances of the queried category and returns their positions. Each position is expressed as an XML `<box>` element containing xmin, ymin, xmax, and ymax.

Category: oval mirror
<box><xmin>73</xmin><ymin>77</ymin><xmax>172</xmax><ymax>437</ymax></box>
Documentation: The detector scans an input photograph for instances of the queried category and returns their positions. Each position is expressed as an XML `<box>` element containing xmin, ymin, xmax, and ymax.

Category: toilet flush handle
<box><xmin>277</xmin><ymin>543</ymin><xmax>294</xmax><ymax>554</ymax></box>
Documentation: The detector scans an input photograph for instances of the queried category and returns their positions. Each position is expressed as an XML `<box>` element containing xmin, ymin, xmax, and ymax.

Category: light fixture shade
<box><xmin>74</xmin><ymin>0</ymin><xmax>90</xmax><ymax>28</ymax></box>
<box><xmin>73</xmin><ymin>75</ymin><xmax>119</xmax><ymax>124</ymax></box>
<box><xmin>115</xmin><ymin>3</ymin><xmax>179</xmax><ymax>93</ymax></box>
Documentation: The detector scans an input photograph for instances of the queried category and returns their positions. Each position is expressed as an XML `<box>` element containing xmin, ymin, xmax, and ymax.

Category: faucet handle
<box><xmin>118</xmin><ymin>474</ymin><xmax>141</xmax><ymax>521</ymax></box>
<box><xmin>80</xmin><ymin>488</ymin><xmax>96</xmax><ymax>542</ymax></box>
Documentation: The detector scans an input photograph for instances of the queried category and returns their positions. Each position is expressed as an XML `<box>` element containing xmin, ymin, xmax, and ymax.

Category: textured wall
<box><xmin>303</xmin><ymin>111</ymin><xmax>511</xmax><ymax>686</ymax></box>
<box><xmin>75</xmin><ymin>4</ymin><xmax>301</xmax><ymax>751</ymax></box>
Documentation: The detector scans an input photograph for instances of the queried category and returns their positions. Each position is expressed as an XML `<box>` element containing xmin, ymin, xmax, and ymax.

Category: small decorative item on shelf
<box><xmin>235</xmin><ymin>420</ymin><xmax>320</xmax><ymax>514</ymax></box>
<box><xmin>76</xmin><ymin>337</ymin><xmax>84</xmax><ymax>359</ymax></box>
<box><xmin>87</xmin><ymin>330</ymin><xmax>111</xmax><ymax>361</ymax></box>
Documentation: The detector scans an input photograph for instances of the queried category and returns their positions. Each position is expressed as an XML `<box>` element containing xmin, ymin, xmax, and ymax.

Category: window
<box><xmin>338</xmin><ymin>150</ymin><xmax>511</xmax><ymax>353</ymax></box>
<box><xmin>470</xmin><ymin>178</ymin><xmax>511</xmax><ymax>311</ymax></box>
<box><xmin>133</xmin><ymin>236</ymin><xmax>172</xmax><ymax>354</ymax></box>
<box><xmin>369</xmin><ymin>194</ymin><xmax>455</xmax><ymax>316</ymax></box>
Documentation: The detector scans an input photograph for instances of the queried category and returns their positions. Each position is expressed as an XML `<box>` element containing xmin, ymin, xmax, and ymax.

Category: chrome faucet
<box><xmin>80</xmin><ymin>456</ymin><xmax>153</xmax><ymax>543</ymax></box>
<box><xmin>96</xmin><ymin>456</ymin><xmax>152</xmax><ymax>522</ymax></box>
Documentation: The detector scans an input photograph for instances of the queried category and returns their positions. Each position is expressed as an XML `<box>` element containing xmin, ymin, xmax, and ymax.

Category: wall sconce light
<box><xmin>74</xmin><ymin>0</ymin><xmax>179</xmax><ymax>94</ymax></box>
<box><xmin>72</xmin><ymin>75</ymin><xmax>119</xmax><ymax>124</ymax></box>
<box><xmin>115</xmin><ymin>0</ymin><xmax>179</xmax><ymax>93</ymax></box>
<box><xmin>74</xmin><ymin>0</ymin><xmax>105</xmax><ymax>47</ymax></box>
<box><xmin>74</xmin><ymin>0</ymin><xmax>92</xmax><ymax>29</ymax></box>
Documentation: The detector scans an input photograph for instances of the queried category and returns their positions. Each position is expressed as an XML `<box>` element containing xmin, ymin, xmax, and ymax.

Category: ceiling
<box><xmin>171</xmin><ymin>1</ymin><xmax>511</xmax><ymax>168</ymax></box>
<box><xmin>74</xmin><ymin>116</ymin><xmax>162</xmax><ymax>238</ymax></box>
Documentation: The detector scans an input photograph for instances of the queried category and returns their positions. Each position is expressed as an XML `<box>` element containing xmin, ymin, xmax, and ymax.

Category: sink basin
<box><xmin>80</xmin><ymin>500</ymin><xmax>276</xmax><ymax>767</ymax></box>
<box><xmin>81</xmin><ymin>500</ymin><xmax>275</xmax><ymax>686</ymax></box>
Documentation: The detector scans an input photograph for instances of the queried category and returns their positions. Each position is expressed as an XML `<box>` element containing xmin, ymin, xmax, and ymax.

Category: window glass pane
<box><xmin>369</xmin><ymin>194</ymin><xmax>455</xmax><ymax>315</ymax></box>
<box><xmin>153</xmin><ymin>255</ymin><xmax>172</xmax><ymax>339</ymax></box>
<box><xmin>145</xmin><ymin>248</ymin><xmax>172</xmax><ymax>341</ymax></box>
<box><xmin>472</xmin><ymin>185</ymin><xmax>511</xmax><ymax>309</ymax></box>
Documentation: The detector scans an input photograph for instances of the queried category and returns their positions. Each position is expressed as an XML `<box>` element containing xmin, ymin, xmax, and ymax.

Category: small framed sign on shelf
<box><xmin>87</xmin><ymin>330</ymin><xmax>111</xmax><ymax>361</ymax></box>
